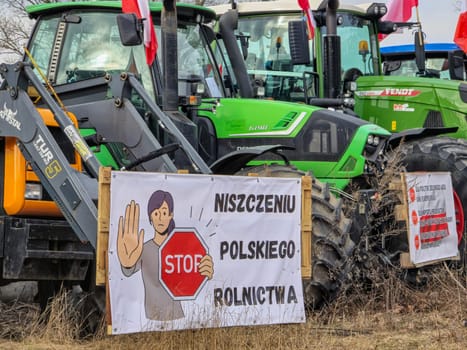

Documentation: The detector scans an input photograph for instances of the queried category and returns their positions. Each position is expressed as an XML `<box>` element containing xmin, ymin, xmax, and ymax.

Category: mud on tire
<box><xmin>235</xmin><ymin>164</ymin><xmax>356</xmax><ymax>310</ymax></box>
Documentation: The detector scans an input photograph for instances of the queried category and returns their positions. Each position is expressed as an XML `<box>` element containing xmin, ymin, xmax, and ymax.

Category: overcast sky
<box><xmin>342</xmin><ymin>0</ymin><xmax>467</xmax><ymax>47</ymax></box>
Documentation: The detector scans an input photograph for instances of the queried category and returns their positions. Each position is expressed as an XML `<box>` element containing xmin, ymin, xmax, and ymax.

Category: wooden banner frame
<box><xmin>96</xmin><ymin>167</ymin><xmax>312</xmax><ymax>333</ymax></box>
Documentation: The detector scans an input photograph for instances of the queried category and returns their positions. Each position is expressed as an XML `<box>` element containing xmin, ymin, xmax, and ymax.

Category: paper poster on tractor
<box><xmin>405</xmin><ymin>172</ymin><xmax>458</xmax><ymax>265</ymax></box>
<box><xmin>107</xmin><ymin>171</ymin><xmax>305</xmax><ymax>335</ymax></box>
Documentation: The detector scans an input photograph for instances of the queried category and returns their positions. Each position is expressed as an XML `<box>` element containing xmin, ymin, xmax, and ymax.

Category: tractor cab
<box><xmin>27</xmin><ymin>3</ymin><xmax>226</xmax><ymax>106</ymax></box>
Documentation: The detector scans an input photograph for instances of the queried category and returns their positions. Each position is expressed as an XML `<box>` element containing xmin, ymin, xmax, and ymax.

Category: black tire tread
<box><xmin>235</xmin><ymin>164</ymin><xmax>356</xmax><ymax>309</ymax></box>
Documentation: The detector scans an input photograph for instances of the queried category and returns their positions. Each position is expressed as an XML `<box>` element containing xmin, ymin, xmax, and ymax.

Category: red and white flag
<box><xmin>379</xmin><ymin>0</ymin><xmax>419</xmax><ymax>41</ymax></box>
<box><xmin>297</xmin><ymin>0</ymin><xmax>315</xmax><ymax>40</ymax></box>
<box><xmin>382</xmin><ymin>0</ymin><xmax>418</xmax><ymax>23</ymax></box>
<box><xmin>454</xmin><ymin>11</ymin><xmax>467</xmax><ymax>53</ymax></box>
<box><xmin>122</xmin><ymin>0</ymin><xmax>158</xmax><ymax>65</ymax></box>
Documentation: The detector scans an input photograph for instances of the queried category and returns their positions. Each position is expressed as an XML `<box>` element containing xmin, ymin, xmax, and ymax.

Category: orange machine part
<box><xmin>3</xmin><ymin>108</ymin><xmax>82</xmax><ymax>217</ymax></box>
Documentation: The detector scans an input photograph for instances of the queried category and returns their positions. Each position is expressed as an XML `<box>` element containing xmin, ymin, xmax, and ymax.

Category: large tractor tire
<box><xmin>235</xmin><ymin>164</ymin><xmax>356</xmax><ymax>310</ymax></box>
<box><xmin>396</xmin><ymin>137</ymin><xmax>467</xmax><ymax>272</ymax></box>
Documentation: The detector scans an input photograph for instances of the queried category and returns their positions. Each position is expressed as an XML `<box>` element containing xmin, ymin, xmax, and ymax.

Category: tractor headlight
<box><xmin>367</xmin><ymin>134</ymin><xmax>380</xmax><ymax>146</ymax></box>
<box><xmin>25</xmin><ymin>183</ymin><xmax>42</xmax><ymax>200</ymax></box>
<box><xmin>191</xmin><ymin>82</ymin><xmax>205</xmax><ymax>96</ymax></box>
<box><xmin>256</xmin><ymin>85</ymin><xmax>265</xmax><ymax>98</ymax></box>
<box><xmin>367</xmin><ymin>3</ymin><xmax>388</xmax><ymax>19</ymax></box>
<box><xmin>379</xmin><ymin>6</ymin><xmax>387</xmax><ymax>16</ymax></box>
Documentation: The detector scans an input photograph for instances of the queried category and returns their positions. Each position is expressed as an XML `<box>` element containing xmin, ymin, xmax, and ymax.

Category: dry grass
<box><xmin>0</xmin><ymin>268</ymin><xmax>464</xmax><ymax>350</ymax></box>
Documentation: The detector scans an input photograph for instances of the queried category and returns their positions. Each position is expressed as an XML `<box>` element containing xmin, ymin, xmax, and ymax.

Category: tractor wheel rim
<box><xmin>453</xmin><ymin>191</ymin><xmax>464</xmax><ymax>246</ymax></box>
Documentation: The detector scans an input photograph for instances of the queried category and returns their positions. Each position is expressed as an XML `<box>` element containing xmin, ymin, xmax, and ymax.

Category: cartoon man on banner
<box><xmin>117</xmin><ymin>190</ymin><xmax>214</xmax><ymax>321</ymax></box>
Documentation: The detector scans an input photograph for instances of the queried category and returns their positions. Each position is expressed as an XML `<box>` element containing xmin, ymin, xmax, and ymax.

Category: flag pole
<box><xmin>305</xmin><ymin>8</ymin><xmax>313</xmax><ymax>40</ymax></box>
<box><xmin>297</xmin><ymin>0</ymin><xmax>314</xmax><ymax>40</ymax></box>
<box><xmin>415</xmin><ymin>4</ymin><xmax>423</xmax><ymax>46</ymax></box>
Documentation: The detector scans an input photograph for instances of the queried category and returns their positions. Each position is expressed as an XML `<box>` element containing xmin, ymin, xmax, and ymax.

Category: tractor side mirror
<box><xmin>117</xmin><ymin>13</ymin><xmax>143</xmax><ymax>46</ymax></box>
<box><xmin>202</xmin><ymin>24</ymin><xmax>216</xmax><ymax>45</ymax></box>
<box><xmin>288</xmin><ymin>20</ymin><xmax>310</xmax><ymax>65</ymax></box>
<box><xmin>382</xmin><ymin>60</ymin><xmax>402</xmax><ymax>75</ymax></box>
<box><xmin>448</xmin><ymin>50</ymin><xmax>466</xmax><ymax>80</ymax></box>
<box><xmin>378</xmin><ymin>21</ymin><xmax>398</xmax><ymax>35</ymax></box>
<box><xmin>61</xmin><ymin>14</ymin><xmax>81</xmax><ymax>24</ymax></box>
<box><xmin>414</xmin><ymin>30</ymin><xmax>426</xmax><ymax>73</ymax></box>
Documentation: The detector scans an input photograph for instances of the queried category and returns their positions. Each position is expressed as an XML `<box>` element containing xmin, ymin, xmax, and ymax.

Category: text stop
<box><xmin>164</xmin><ymin>254</ymin><xmax>203</xmax><ymax>274</ymax></box>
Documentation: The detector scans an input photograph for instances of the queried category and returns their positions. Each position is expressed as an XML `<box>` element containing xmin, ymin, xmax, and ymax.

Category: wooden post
<box><xmin>393</xmin><ymin>174</ymin><xmax>409</xmax><ymax>223</ymax></box>
<box><xmin>301</xmin><ymin>176</ymin><xmax>312</xmax><ymax>279</ymax></box>
<box><xmin>97</xmin><ymin>166</ymin><xmax>112</xmax><ymax>334</ymax></box>
<box><xmin>97</xmin><ymin>167</ymin><xmax>111</xmax><ymax>285</ymax></box>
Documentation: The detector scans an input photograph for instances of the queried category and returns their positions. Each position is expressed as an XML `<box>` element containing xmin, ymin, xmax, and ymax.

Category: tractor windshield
<box><xmin>171</xmin><ymin>22</ymin><xmax>225</xmax><ymax>98</ymax></box>
<box><xmin>331</xmin><ymin>13</ymin><xmax>380</xmax><ymax>77</ymax></box>
<box><xmin>236</xmin><ymin>14</ymin><xmax>314</xmax><ymax>101</ymax></box>
<box><xmin>27</xmin><ymin>10</ymin><xmax>225</xmax><ymax>100</ymax></box>
<box><xmin>381</xmin><ymin>46</ymin><xmax>453</xmax><ymax>79</ymax></box>
<box><xmin>228</xmin><ymin>11</ymin><xmax>379</xmax><ymax>101</ymax></box>
<box><xmin>28</xmin><ymin>11</ymin><xmax>154</xmax><ymax>97</ymax></box>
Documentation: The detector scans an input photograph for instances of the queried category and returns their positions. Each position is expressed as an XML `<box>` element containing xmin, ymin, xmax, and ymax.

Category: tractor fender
<box><xmin>209</xmin><ymin>145</ymin><xmax>294</xmax><ymax>175</ymax></box>
<box><xmin>388</xmin><ymin>126</ymin><xmax>459</xmax><ymax>149</ymax></box>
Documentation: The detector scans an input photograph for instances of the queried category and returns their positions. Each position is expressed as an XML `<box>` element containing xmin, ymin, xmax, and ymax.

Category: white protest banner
<box><xmin>405</xmin><ymin>172</ymin><xmax>459</xmax><ymax>265</ymax></box>
<box><xmin>108</xmin><ymin>171</ymin><xmax>305</xmax><ymax>335</ymax></box>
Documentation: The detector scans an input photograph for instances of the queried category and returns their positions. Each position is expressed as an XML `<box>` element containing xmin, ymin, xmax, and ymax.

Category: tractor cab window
<box><xmin>28</xmin><ymin>16</ymin><xmax>60</xmax><ymax>76</ymax></box>
<box><xmin>301</xmin><ymin>110</ymin><xmax>360</xmax><ymax>162</ymax></box>
<box><xmin>383</xmin><ymin>57</ymin><xmax>450</xmax><ymax>79</ymax></box>
<box><xmin>237</xmin><ymin>15</ymin><xmax>292</xmax><ymax>71</ymax></box>
<box><xmin>236</xmin><ymin>14</ymin><xmax>314</xmax><ymax>101</ymax></box>
<box><xmin>329</xmin><ymin>13</ymin><xmax>379</xmax><ymax>78</ymax></box>
<box><xmin>27</xmin><ymin>11</ymin><xmax>154</xmax><ymax>100</ymax></box>
<box><xmin>211</xmin><ymin>37</ymin><xmax>239</xmax><ymax>97</ymax></box>
<box><xmin>178</xmin><ymin>26</ymin><xmax>206</xmax><ymax>77</ymax></box>
<box><xmin>177</xmin><ymin>25</ymin><xmax>223</xmax><ymax>97</ymax></box>
<box><xmin>154</xmin><ymin>22</ymin><xmax>225</xmax><ymax>98</ymax></box>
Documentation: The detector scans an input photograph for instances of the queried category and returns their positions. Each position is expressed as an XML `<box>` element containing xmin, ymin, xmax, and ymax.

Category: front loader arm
<box><xmin>0</xmin><ymin>62</ymin><xmax>98</xmax><ymax>248</ymax></box>
<box><xmin>72</xmin><ymin>72</ymin><xmax>212</xmax><ymax>174</ymax></box>
<box><xmin>68</xmin><ymin>98</ymin><xmax>179</xmax><ymax>173</ymax></box>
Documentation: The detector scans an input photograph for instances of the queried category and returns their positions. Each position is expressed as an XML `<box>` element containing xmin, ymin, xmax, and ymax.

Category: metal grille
<box><xmin>423</xmin><ymin>110</ymin><xmax>444</xmax><ymax>128</ymax></box>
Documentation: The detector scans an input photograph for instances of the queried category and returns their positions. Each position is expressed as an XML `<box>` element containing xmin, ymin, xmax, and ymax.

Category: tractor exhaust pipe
<box><xmin>323</xmin><ymin>0</ymin><xmax>341</xmax><ymax>99</ymax></box>
<box><xmin>219</xmin><ymin>9</ymin><xmax>254</xmax><ymax>98</ymax></box>
<box><xmin>326</xmin><ymin>0</ymin><xmax>339</xmax><ymax>35</ymax></box>
<box><xmin>162</xmin><ymin>0</ymin><xmax>178</xmax><ymax>111</ymax></box>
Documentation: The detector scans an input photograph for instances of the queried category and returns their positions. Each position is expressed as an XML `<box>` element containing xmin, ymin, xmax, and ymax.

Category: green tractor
<box><xmin>211</xmin><ymin>0</ymin><xmax>467</xmax><ymax>271</ymax></box>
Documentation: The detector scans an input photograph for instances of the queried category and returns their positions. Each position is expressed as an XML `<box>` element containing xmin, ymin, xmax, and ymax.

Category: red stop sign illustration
<box><xmin>159</xmin><ymin>228</ymin><xmax>208</xmax><ymax>300</ymax></box>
